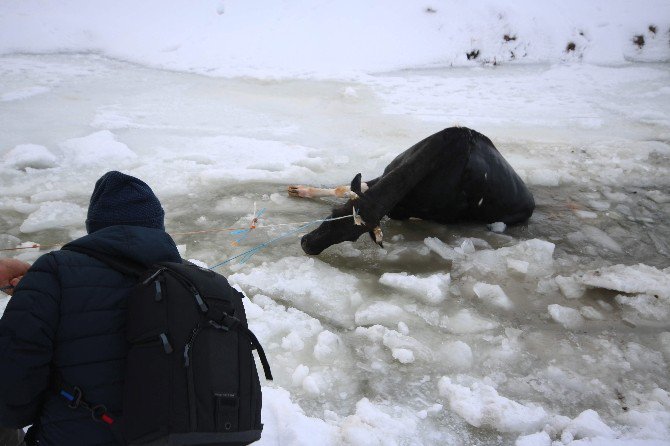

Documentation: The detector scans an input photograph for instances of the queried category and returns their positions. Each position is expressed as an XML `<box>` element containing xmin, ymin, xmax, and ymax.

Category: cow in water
<box><xmin>289</xmin><ymin>127</ymin><xmax>535</xmax><ymax>255</ymax></box>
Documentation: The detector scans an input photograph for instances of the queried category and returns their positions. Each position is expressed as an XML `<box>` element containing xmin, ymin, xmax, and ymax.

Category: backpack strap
<box><xmin>209</xmin><ymin>314</ymin><xmax>273</xmax><ymax>381</ymax></box>
<box><xmin>61</xmin><ymin>245</ymin><xmax>146</xmax><ymax>278</ymax></box>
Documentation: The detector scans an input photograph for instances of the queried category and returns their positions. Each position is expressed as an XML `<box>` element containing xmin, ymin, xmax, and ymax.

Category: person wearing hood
<box><xmin>0</xmin><ymin>171</ymin><xmax>181</xmax><ymax>445</ymax></box>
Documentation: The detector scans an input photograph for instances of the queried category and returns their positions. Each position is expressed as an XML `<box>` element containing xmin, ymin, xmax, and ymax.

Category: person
<box><xmin>0</xmin><ymin>171</ymin><xmax>182</xmax><ymax>445</ymax></box>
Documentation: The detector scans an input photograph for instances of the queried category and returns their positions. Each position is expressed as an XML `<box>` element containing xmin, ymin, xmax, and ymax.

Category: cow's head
<box><xmin>301</xmin><ymin>173</ymin><xmax>384</xmax><ymax>255</ymax></box>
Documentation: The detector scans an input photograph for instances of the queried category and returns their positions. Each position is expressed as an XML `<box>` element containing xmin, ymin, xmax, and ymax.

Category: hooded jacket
<box><xmin>0</xmin><ymin>225</ymin><xmax>181</xmax><ymax>445</ymax></box>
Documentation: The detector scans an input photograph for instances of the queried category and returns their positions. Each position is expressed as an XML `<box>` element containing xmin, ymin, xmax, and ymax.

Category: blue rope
<box><xmin>230</xmin><ymin>208</ymin><xmax>266</xmax><ymax>244</ymax></box>
<box><xmin>208</xmin><ymin>214</ymin><xmax>353</xmax><ymax>270</ymax></box>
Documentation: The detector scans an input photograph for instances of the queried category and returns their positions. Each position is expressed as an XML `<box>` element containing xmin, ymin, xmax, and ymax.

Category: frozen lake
<box><xmin>1</xmin><ymin>55</ymin><xmax>670</xmax><ymax>445</ymax></box>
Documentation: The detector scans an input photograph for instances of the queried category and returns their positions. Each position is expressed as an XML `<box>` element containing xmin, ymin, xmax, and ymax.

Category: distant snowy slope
<box><xmin>0</xmin><ymin>0</ymin><xmax>668</xmax><ymax>78</ymax></box>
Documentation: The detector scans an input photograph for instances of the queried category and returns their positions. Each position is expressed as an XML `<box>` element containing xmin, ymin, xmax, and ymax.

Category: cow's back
<box><xmin>385</xmin><ymin>127</ymin><xmax>534</xmax><ymax>224</ymax></box>
<box><xmin>458</xmin><ymin>132</ymin><xmax>534</xmax><ymax>224</ymax></box>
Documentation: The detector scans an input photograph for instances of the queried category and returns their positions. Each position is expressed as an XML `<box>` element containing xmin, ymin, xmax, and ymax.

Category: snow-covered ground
<box><xmin>2</xmin><ymin>1</ymin><xmax>670</xmax><ymax>445</ymax></box>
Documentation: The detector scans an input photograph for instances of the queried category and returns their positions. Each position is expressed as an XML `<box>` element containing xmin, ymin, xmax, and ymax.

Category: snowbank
<box><xmin>1</xmin><ymin>0</ymin><xmax>669</xmax><ymax>78</ymax></box>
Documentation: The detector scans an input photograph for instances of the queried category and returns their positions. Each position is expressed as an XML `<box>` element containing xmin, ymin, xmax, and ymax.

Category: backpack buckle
<box><xmin>209</xmin><ymin>314</ymin><xmax>240</xmax><ymax>332</ymax></box>
<box><xmin>91</xmin><ymin>404</ymin><xmax>114</xmax><ymax>425</ymax></box>
<box><xmin>65</xmin><ymin>386</ymin><xmax>83</xmax><ymax>409</ymax></box>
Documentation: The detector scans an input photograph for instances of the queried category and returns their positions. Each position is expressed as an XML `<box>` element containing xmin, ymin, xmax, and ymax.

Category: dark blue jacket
<box><xmin>0</xmin><ymin>225</ymin><xmax>181</xmax><ymax>445</ymax></box>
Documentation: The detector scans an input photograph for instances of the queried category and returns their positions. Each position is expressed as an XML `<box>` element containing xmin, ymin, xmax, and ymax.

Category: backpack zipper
<box><xmin>133</xmin><ymin>332</ymin><xmax>173</xmax><ymax>354</ymax></box>
<box><xmin>183</xmin><ymin>324</ymin><xmax>202</xmax><ymax>367</ymax></box>
<box><xmin>161</xmin><ymin>268</ymin><xmax>209</xmax><ymax>313</ymax></box>
<box><xmin>183</xmin><ymin>323</ymin><xmax>203</xmax><ymax>431</ymax></box>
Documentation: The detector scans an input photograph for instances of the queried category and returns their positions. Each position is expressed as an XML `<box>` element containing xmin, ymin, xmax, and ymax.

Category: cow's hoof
<box><xmin>288</xmin><ymin>185</ymin><xmax>308</xmax><ymax>198</ymax></box>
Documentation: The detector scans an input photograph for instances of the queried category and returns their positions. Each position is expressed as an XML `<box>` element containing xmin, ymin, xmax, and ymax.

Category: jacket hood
<box><xmin>64</xmin><ymin>225</ymin><xmax>181</xmax><ymax>267</ymax></box>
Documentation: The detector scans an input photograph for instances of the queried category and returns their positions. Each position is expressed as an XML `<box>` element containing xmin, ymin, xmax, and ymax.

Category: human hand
<box><xmin>0</xmin><ymin>258</ymin><xmax>31</xmax><ymax>296</ymax></box>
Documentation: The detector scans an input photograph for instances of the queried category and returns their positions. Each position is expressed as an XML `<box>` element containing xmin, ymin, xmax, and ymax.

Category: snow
<box><xmin>3</xmin><ymin>144</ymin><xmax>58</xmax><ymax>170</ymax></box>
<box><xmin>1</xmin><ymin>1</ymin><xmax>669</xmax><ymax>79</ymax></box>
<box><xmin>59</xmin><ymin>130</ymin><xmax>137</xmax><ymax>167</ymax></box>
<box><xmin>1</xmin><ymin>3</ymin><xmax>670</xmax><ymax>445</ymax></box>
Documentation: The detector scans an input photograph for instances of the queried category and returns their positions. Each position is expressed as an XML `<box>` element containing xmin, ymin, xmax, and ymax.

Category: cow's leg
<box><xmin>288</xmin><ymin>182</ymin><xmax>371</xmax><ymax>199</ymax></box>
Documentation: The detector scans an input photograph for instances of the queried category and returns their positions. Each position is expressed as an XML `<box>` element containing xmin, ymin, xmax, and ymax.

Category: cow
<box><xmin>288</xmin><ymin>127</ymin><xmax>535</xmax><ymax>255</ymax></box>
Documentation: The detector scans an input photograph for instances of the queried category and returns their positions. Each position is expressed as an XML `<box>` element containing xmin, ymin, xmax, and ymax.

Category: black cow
<box><xmin>289</xmin><ymin>127</ymin><xmax>535</xmax><ymax>255</ymax></box>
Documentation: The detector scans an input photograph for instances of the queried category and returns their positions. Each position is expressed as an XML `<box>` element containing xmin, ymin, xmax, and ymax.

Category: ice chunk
<box><xmin>515</xmin><ymin>431</ymin><xmax>551</xmax><ymax>446</ymax></box>
<box><xmin>464</xmin><ymin>239</ymin><xmax>555</xmax><ymax>279</ymax></box>
<box><xmin>438</xmin><ymin>377</ymin><xmax>548</xmax><ymax>433</ymax></box>
<box><xmin>580</xmin><ymin>225</ymin><xmax>623</xmax><ymax>253</ymax></box>
<box><xmin>230</xmin><ymin>257</ymin><xmax>360</xmax><ymax>328</ymax></box>
<box><xmin>473</xmin><ymin>283</ymin><xmax>512</xmax><ymax>310</ymax></box>
<box><xmin>3</xmin><ymin>144</ymin><xmax>58</xmax><ymax>170</ymax></box>
<box><xmin>292</xmin><ymin>364</ymin><xmax>310</xmax><ymax>386</ymax></box>
<box><xmin>30</xmin><ymin>190</ymin><xmax>67</xmax><ymax>203</ymax></box>
<box><xmin>59</xmin><ymin>130</ymin><xmax>137</xmax><ymax>166</ymax></box>
<box><xmin>356</xmin><ymin>325</ymin><xmax>432</xmax><ymax>362</ymax></box>
<box><xmin>561</xmin><ymin>409</ymin><xmax>615</xmax><ymax>443</ymax></box>
<box><xmin>379</xmin><ymin>272</ymin><xmax>450</xmax><ymax>305</ymax></box>
<box><xmin>548</xmin><ymin>304</ymin><xmax>584</xmax><ymax>330</ymax></box>
<box><xmin>440</xmin><ymin>309</ymin><xmax>499</xmax><ymax>333</ymax></box>
<box><xmin>506</xmin><ymin>258</ymin><xmax>529</xmax><ymax>274</ymax></box>
<box><xmin>20</xmin><ymin>201</ymin><xmax>86</xmax><ymax>233</ymax></box>
<box><xmin>340</xmin><ymin>398</ymin><xmax>418</xmax><ymax>446</ymax></box>
<box><xmin>660</xmin><ymin>332</ymin><xmax>670</xmax><ymax>361</ymax></box>
<box><xmin>645</xmin><ymin>190</ymin><xmax>670</xmax><ymax>204</ymax></box>
<box><xmin>574</xmin><ymin>210</ymin><xmax>598</xmax><ymax>219</ymax></box>
<box><xmin>424</xmin><ymin>237</ymin><xmax>462</xmax><ymax>261</ymax></box>
<box><xmin>0</xmin><ymin>234</ymin><xmax>20</xmax><ymax>250</ymax></box>
<box><xmin>439</xmin><ymin>341</ymin><xmax>473</xmax><ymax>370</ymax></box>
<box><xmin>616</xmin><ymin>294</ymin><xmax>670</xmax><ymax>322</ymax></box>
<box><xmin>588</xmin><ymin>200</ymin><xmax>610</xmax><ymax>211</ymax></box>
<box><xmin>580</xmin><ymin>306</ymin><xmax>605</xmax><ymax>320</ymax></box>
<box><xmin>624</xmin><ymin>342</ymin><xmax>666</xmax><ymax>374</ymax></box>
<box><xmin>488</xmin><ymin>222</ymin><xmax>506</xmax><ymax>233</ymax></box>
<box><xmin>391</xmin><ymin>348</ymin><xmax>415</xmax><ymax>364</ymax></box>
<box><xmin>187</xmin><ymin>258</ymin><xmax>209</xmax><ymax>269</ymax></box>
<box><xmin>281</xmin><ymin>331</ymin><xmax>305</xmax><ymax>351</ymax></box>
<box><xmin>555</xmin><ymin>275</ymin><xmax>586</xmax><ymax>299</ymax></box>
<box><xmin>579</xmin><ymin>264</ymin><xmax>670</xmax><ymax>299</ymax></box>
<box><xmin>313</xmin><ymin>330</ymin><xmax>343</xmax><ymax>364</ymax></box>
<box><xmin>457</xmin><ymin>239</ymin><xmax>476</xmax><ymax>254</ymax></box>
<box><xmin>355</xmin><ymin>301</ymin><xmax>406</xmax><ymax>327</ymax></box>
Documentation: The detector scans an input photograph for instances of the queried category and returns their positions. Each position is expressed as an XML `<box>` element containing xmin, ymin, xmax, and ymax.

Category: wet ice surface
<box><xmin>1</xmin><ymin>55</ymin><xmax>670</xmax><ymax>445</ymax></box>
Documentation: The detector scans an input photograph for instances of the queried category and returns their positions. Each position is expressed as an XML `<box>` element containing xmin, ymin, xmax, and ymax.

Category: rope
<box><xmin>0</xmin><ymin>212</ymin><xmax>354</xmax><ymax>268</ymax></box>
<box><xmin>208</xmin><ymin>214</ymin><xmax>353</xmax><ymax>269</ymax></box>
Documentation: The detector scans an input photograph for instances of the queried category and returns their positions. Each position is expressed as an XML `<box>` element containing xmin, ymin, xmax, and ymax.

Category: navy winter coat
<box><xmin>0</xmin><ymin>225</ymin><xmax>181</xmax><ymax>445</ymax></box>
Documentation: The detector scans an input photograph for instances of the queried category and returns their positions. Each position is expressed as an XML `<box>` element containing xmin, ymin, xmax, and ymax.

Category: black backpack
<box><xmin>58</xmin><ymin>245</ymin><xmax>273</xmax><ymax>446</ymax></box>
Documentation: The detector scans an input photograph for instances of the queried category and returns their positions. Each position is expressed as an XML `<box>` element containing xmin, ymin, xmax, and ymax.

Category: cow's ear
<box><xmin>350</xmin><ymin>173</ymin><xmax>363</xmax><ymax>195</ymax></box>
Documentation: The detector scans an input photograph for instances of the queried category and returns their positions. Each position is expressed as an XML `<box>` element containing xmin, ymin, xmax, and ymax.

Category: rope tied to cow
<box><xmin>0</xmin><ymin>206</ymin><xmax>356</xmax><ymax>268</ymax></box>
